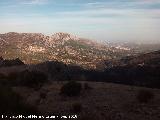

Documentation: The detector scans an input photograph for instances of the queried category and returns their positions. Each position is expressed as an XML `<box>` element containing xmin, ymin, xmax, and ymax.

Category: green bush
<box><xmin>136</xmin><ymin>89</ymin><xmax>154</xmax><ymax>103</ymax></box>
<box><xmin>60</xmin><ymin>81</ymin><xmax>82</xmax><ymax>97</ymax></box>
<box><xmin>0</xmin><ymin>84</ymin><xmax>38</xmax><ymax>115</ymax></box>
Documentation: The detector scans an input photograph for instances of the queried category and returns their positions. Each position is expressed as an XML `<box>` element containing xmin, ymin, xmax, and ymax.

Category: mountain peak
<box><xmin>5</xmin><ymin>32</ymin><xmax>19</xmax><ymax>36</ymax></box>
<box><xmin>51</xmin><ymin>32</ymin><xmax>79</xmax><ymax>41</ymax></box>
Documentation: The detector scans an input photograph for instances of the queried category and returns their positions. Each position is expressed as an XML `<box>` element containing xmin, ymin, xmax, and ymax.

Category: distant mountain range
<box><xmin>0</xmin><ymin>32</ymin><xmax>132</xmax><ymax>69</ymax></box>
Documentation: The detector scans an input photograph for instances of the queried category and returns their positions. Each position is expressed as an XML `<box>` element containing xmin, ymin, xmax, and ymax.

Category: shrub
<box><xmin>71</xmin><ymin>103</ymin><xmax>82</xmax><ymax>113</ymax></box>
<box><xmin>0</xmin><ymin>84</ymin><xmax>38</xmax><ymax>115</ymax></box>
<box><xmin>84</xmin><ymin>83</ymin><xmax>92</xmax><ymax>90</ymax></box>
<box><xmin>0</xmin><ymin>73</ymin><xmax>7</xmax><ymax>79</ymax></box>
<box><xmin>136</xmin><ymin>89</ymin><xmax>154</xmax><ymax>103</ymax></box>
<box><xmin>17</xmin><ymin>70</ymin><xmax>48</xmax><ymax>88</ymax></box>
<box><xmin>60</xmin><ymin>81</ymin><xmax>82</xmax><ymax>97</ymax></box>
<box><xmin>8</xmin><ymin>72</ymin><xmax>19</xmax><ymax>81</ymax></box>
<box><xmin>0</xmin><ymin>73</ymin><xmax>9</xmax><ymax>85</ymax></box>
<box><xmin>40</xmin><ymin>91</ymin><xmax>47</xmax><ymax>99</ymax></box>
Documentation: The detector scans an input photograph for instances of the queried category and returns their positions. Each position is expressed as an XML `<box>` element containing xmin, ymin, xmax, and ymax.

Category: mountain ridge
<box><xmin>0</xmin><ymin>32</ymin><xmax>132</xmax><ymax>69</ymax></box>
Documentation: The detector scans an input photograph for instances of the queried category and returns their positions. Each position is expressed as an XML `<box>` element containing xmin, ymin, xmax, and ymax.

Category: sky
<box><xmin>0</xmin><ymin>0</ymin><xmax>160</xmax><ymax>43</ymax></box>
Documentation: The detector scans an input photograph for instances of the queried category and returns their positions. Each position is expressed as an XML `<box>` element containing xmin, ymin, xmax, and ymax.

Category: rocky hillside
<box><xmin>0</xmin><ymin>32</ymin><xmax>131</xmax><ymax>69</ymax></box>
<box><xmin>105</xmin><ymin>50</ymin><xmax>160</xmax><ymax>68</ymax></box>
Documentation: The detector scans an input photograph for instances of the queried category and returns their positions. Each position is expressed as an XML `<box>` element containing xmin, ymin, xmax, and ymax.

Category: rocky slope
<box><xmin>0</xmin><ymin>32</ymin><xmax>131</xmax><ymax>69</ymax></box>
<box><xmin>104</xmin><ymin>50</ymin><xmax>160</xmax><ymax>68</ymax></box>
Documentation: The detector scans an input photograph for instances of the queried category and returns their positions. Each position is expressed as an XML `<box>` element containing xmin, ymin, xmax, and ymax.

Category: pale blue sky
<box><xmin>0</xmin><ymin>0</ymin><xmax>160</xmax><ymax>43</ymax></box>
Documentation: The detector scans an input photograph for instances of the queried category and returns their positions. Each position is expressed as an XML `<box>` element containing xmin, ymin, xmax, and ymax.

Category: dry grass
<box><xmin>136</xmin><ymin>89</ymin><xmax>154</xmax><ymax>103</ymax></box>
<box><xmin>12</xmin><ymin>81</ymin><xmax>160</xmax><ymax>120</ymax></box>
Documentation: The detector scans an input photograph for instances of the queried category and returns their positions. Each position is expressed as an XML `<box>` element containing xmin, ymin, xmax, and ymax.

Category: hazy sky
<box><xmin>0</xmin><ymin>0</ymin><xmax>160</xmax><ymax>43</ymax></box>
